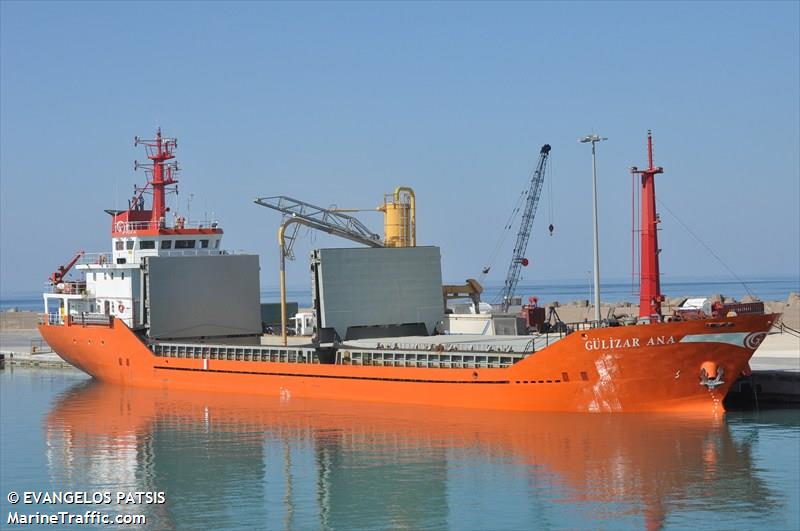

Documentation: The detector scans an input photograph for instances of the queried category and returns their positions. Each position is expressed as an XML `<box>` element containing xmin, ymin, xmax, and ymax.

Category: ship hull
<box><xmin>38</xmin><ymin>313</ymin><xmax>778</xmax><ymax>414</ymax></box>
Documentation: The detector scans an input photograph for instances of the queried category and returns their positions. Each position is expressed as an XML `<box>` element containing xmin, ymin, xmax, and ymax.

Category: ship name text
<box><xmin>584</xmin><ymin>335</ymin><xmax>676</xmax><ymax>351</ymax></box>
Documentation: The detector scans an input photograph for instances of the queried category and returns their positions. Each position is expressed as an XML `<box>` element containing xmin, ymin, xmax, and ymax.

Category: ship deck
<box><xmin>254</xmin><ymin>332</ymin><xmax>564</xmax><ymax>353</ymax></box>
<box><xmin>342</xmin><ymin>334</ymin><xmax>559</xmax><ymax>353</ymax></box>
<box><xmin>148</xmin><ymin>333</ymin><xmax>565</xmax><ymax>369</ymax></box>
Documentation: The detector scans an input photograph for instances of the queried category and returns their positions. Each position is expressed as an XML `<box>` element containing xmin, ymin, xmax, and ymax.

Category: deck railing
<box><xmin>158</xmin><ymin>249</ymin><xmax>229</xmax><ymax>257</ymax></box>
<box><xmin>113</xmin><ymin>220</ymin><xmax>220</xmax><ymax>233</ymax></box>
<box><xmin>72</xmin><ymin>313</ymin><xmax>113</xmax><ymax>326</ymax></box>
<box><xmin>39</xmin><ymin>313</ymin><xmax>63</xmax><ymax>326</ymax></box>
<box><xmin>39</xmin><ymin>313</ymin><xmax>112</xmax><ymax>327</ymax></box>
<box><xmin>74</xmin><ymin>250</ymin><xmax>244</xmax><ymax>265</ymax></box>
<box><xmin>76</xmin><ymin>253</ymin><xmax>112</xmax><ymax>266</ymax></box>
<box><xmin>45</xmin><ymin>282</ymin><xmax>87</xmax><ymax>294</ymax></box>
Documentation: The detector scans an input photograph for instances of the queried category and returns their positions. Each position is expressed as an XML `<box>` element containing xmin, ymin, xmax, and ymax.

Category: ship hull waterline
<box><xmin>38</xmin><ymin>313</ymin><xmax>777</xmax><ymax>414</ymax></box>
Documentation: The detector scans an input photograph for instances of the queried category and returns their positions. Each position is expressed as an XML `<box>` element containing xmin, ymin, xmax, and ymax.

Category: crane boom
<box><xmin>255</xmin><ymin>195</ymin><xmax>385</xmax><ymax>346</ymax></box>
<box><xmin>254</xmin><ymin>196</ymin><xmax>384</xmax><ymax>259</ymax></box>
<box><xmin>498</xmin><ymin>144</ymin><xmax>551</xmax><ymax>312</ymax></box>
<box><xmin>49</xmin><ymin>249</ymin><xmax>85</xmax><ymax>285</ymax></box>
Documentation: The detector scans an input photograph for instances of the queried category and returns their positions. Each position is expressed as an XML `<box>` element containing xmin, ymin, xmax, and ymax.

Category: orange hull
<box><xmin>39</xmin><ymin>313</ymin><xmax>778</xmax><ymax>414</ymax></box>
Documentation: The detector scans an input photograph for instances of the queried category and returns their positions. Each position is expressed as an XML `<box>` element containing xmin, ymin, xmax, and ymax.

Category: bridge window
<box><xmin>214</xmin><ymin>240</ymin><xmax>220</xmax><ymax>249</ymax></box>
<box><xmin>200</xmin><ymin>239</ymin><xmax>209</xmax><ymax>248</ymax></box>
<box><xmin>115</xmin><ymin>240</ymin><xmax>124</xmax><ymax>251</ymax></box>
<box><xmin>175</xmin><ymin>240</ymin><xmax>196</xmax><ymax>249</ymax></box>
<box><xmin>126</xmin><ymin>240</ymin><xmax>134</xmax><ymax>250</ymax></box>
<box><xmin>160</xmin><ymin>240</ymin><xmax>172</xmax><ymax>249</ymax></box>
<box><xmin>139</xmin><ymin>240</ymin><xmax>155</xmax><ymax>250</ymax></box>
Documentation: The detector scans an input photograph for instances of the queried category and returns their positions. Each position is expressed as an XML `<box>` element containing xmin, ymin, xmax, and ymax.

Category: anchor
<box><xmin>699</xmin><ymin>363</ymin><xmax>725</xmax><ymax>390</ymax></box>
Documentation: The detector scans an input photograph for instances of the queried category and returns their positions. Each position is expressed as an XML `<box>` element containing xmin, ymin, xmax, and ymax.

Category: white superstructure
<box><xmin>43</xmin><ymin>129</ymin><xmax>225</xmax><ymax>330</ymax></box>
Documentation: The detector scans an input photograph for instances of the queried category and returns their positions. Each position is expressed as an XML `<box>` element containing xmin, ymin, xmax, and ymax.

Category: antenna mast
<box><xmin>631</xmin><ymin>131</ymin><xmax>665</xmax><ymax>319</ymax></box>
<box><xmin>134</xmin><ymin>128</ymin><xmax>179</xmax><ymax>228</ymax></box>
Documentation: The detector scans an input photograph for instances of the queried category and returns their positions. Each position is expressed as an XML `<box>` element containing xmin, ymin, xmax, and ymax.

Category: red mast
<box><xmin>134</xmin><ymin>128</ymin><xmax>178</xmax><ymax>228</ymax></box>
<box><xmin>631</xmin><ymin>131</ymin><xmax>665</xmax><ymax>319</ymax></box>
<box><xmin>110</xmin><ymin>129</ymin><xmax>221</xmax><ymax>237</ymax></box>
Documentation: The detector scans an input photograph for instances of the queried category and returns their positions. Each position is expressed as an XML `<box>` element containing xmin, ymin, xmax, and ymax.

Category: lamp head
<box><xmin>579</xmin><ymin>134</ymin><xmax>607</xmax><ymax>143</ymax></box>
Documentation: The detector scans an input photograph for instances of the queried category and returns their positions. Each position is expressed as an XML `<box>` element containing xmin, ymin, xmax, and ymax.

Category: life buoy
<box><xmin>115</xmin><ymin>220</ymin><xmax>125</xmax><ymax>233</ymax></box>
<box><xmin>118</xmin><ymin>303</ymin><xmax>124</xmax><ymax>313</ymax></box>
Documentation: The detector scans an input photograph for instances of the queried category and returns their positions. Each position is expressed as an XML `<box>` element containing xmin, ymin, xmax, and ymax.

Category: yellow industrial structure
<box><xmin>378</xmin><ymin>187</ymin><xmax>416</xmax><ymax>247</ymax></box>
<box><xmin>258</xmin><ymin>187</ymin><xmax>418</xmax><ymax>344</ymax></box>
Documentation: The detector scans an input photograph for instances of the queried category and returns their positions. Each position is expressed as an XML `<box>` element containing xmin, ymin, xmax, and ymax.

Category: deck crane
<box><xmin>255</xmin><ymin>195</ymin><xmax>385</xmax><ymax>345</ymax></box>
<box><xmin>49</xmin><ymin>249</ymin><xmax>85</xmax><ymax>286</ymax></box>
<box><xmin>497</xmin><ymin>144</ymin><xmax>551</xmax><ymax>312</ymax></box>
<box><xmin>255</xmin><ymin>195</ymin><xmax>383</xmax><ymax>258</ymax></box>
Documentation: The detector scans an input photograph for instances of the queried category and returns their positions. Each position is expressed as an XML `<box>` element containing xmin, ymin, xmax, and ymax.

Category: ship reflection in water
<box><xmin>44</xmin><ymin>381</ymin><xmax>794</xmax><ymax>530</ymax></box>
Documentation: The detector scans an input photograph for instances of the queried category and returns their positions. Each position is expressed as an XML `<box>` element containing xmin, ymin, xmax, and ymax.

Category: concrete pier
<box><xmin>725</xmin><ymin>331</ymin><xmax>800</xmax><ymax>408</ymax></box>
<box><xmin>0</xmin><ymin>327</ymin><xmax>75</xmax><ymax>369</ymax></box>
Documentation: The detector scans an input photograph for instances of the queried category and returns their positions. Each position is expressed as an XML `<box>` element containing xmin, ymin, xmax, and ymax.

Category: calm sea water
<box><xmin>1</xmin><ymin>368</ymin><xmax>798</xmax><ymax>530</ymax></box>
<box><xmin>3</xmin><ymin>277</ymin><xmax>798</xmax><ymax>311</ymax></box>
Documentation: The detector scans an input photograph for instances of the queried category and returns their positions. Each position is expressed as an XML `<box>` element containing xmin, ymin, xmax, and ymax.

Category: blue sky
<box><xmin>1</xmin><ymin>1</ymin><xmax>798</xmax><ymax>295</ymax></box>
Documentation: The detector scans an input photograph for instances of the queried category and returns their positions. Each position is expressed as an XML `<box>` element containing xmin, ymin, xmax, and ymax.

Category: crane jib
<box><xmin>498</xmin><ymin>144</ymin><xmax>551</xmax><ymax>312</ymax></box>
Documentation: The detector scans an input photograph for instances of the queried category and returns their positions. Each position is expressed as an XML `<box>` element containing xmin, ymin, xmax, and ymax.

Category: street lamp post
<box><xmin>580</xmin><ymin>134</ymin><xmax>607</xmax><ymax>324</ymax></box>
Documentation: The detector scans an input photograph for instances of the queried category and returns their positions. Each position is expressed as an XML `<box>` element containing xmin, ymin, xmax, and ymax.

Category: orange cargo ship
<box><xmin>38</xmin><ymin>130</ymin><xmax>778</xmax><ymax>414</ymax></box>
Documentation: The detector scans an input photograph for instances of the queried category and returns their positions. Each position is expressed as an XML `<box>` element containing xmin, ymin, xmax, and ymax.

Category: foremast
<box><xmin>631</xmin><ymin>131</ymin><xmax>665</xmax><ymax>319</ymax></box>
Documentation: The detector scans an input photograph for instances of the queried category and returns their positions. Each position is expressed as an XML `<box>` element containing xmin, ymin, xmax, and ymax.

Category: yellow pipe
<box><xmin>396</xmin><ymin>186</ymin><xmax>415</xmax><ymax>246</ymax></box>
<box><xmin>278</xmin><ymin>223</ymin><xmax>289</xmax><ymax>346</ymax></box>
<box><xmin>393</xmin><ymin>186</ymin><xmax>416</xmax><ymax>246</ymax></box>
<box><xmin>278</xmin><ymin>217</ymin><xmax>319</xmax><ymax>345</ymax></box>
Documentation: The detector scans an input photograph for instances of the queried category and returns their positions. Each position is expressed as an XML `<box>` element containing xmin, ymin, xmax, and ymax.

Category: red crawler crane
<box><xmin>631</xmin><ymin>131</ymin><xmax>665</xmax><ymax>319</ymax></box>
